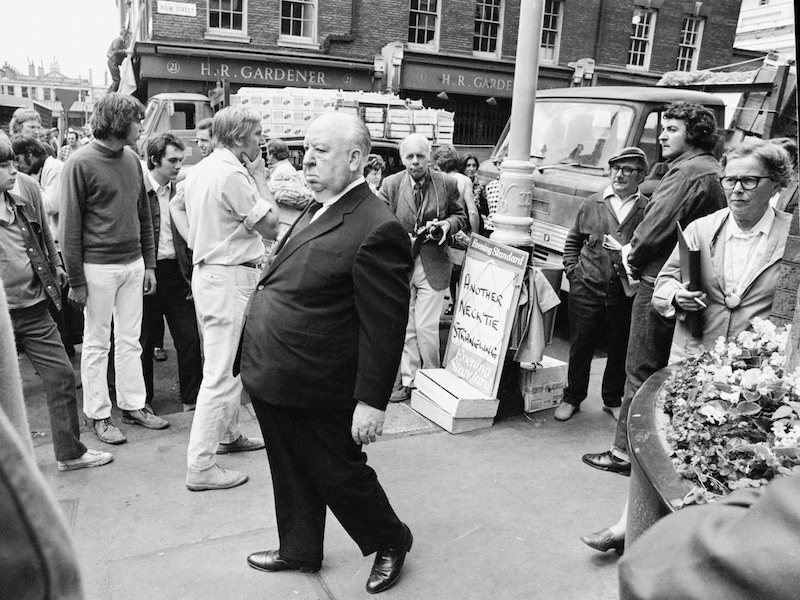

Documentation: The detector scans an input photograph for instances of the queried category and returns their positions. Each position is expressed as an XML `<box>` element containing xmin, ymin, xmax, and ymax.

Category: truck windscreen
<box><xmin>496</xmin><ymin>102</ymin><xmax>636</xmax><ymax>169</ymax></box>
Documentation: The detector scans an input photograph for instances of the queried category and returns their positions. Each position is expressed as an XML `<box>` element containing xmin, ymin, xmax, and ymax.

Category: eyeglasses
<box><xmin>719</xmin><ymin>176</ymin><xmax>772</xmax><ymax>191</ymax></box>
<box><xmin>609</xmin><ymin>165</ymin><xmax>641</xmax><ymax>176</ymax></box>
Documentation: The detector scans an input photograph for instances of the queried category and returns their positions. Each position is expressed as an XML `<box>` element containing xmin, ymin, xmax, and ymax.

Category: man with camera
<box><xmin>380</xmin><ymin>133</ymin><xmax>467</xmax><ymax>402</ymax></box>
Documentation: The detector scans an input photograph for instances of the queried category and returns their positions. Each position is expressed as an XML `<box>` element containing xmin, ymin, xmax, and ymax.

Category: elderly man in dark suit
<box><xmin>240</xmin><ymin>113</ymin><xmax>414</xmax><ymax>595</ymax></box>
<box><xmin>380</xmin><ymin>133</ymin><xmax>467</xmax><ymax>402</ymax></box>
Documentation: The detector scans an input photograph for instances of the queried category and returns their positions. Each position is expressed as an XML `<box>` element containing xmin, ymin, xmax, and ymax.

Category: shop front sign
<box><xmin>139</xmin><ymin>54</ymin><xmax>372</xmax><ymax>90</ymax></box>
<box><xmin>402</xmin><ymin>62</ymin><xmax>515</xmax><ymax>98</ymax></box>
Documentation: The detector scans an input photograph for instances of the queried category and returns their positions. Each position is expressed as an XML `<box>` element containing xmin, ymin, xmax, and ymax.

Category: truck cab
<box><xmin>478</xmin><ymin>87</ymin><xmax>725</xmax><ymax>270</ymax></box>
<box><xmin>137</xmin><ymin>93</ymin><xmax>213</xmax><ymax>166</ymax></box>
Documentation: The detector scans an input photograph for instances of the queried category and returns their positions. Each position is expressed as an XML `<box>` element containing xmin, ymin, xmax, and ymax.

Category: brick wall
<box><xmin>146</xmin><ymin>0</ymin><xmax>741</xmax><ymax>75</ymax></box>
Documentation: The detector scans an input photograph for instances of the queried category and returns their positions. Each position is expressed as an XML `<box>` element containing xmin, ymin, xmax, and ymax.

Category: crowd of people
<box><xmin>548</xmin><ymin>101</ymin><xmax>799</xmax><ymax>581</ymax></box>
<box><xmin>2</xmin><ymin>92</ymin><xmax>799</xmax><ymax>598</ymax></box>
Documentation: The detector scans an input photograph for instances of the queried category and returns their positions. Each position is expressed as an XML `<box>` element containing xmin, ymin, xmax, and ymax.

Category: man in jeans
<box><xmin>60</xmin><ymin>92</ymin><xmax>168</xmax><ymax>445</ymax></box>
<box><xmin>582</xmin><ymin>102</ymin><xmax>726</xmax><ymax>475</ymax></box>
<box><xmin>0</xmin><ymin>138</ymin><xmax>111</xmax><ymax>471</ymax></box>
<box><xmin>179</xmin><ymin>105</ymin><xmax>279</xmax><ymax>491</ymax></box>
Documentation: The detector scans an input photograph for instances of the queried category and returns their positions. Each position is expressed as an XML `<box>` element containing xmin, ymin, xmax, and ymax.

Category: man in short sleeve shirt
<box><xmin>181</xmin><ymin>105</ymin><xmax>280</xmax><ymax>491</ymax></box>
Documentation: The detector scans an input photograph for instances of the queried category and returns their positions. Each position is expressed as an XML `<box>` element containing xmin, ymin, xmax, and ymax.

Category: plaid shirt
<box><xmin>58</xmin><ymin>145</ymin><xmax>76</xmax><ymax>162</ymax></box>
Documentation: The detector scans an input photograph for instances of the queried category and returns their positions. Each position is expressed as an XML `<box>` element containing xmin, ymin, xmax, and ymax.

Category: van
<box><xmin>478</xmin><ymin>86</ymin><xmax>725</xmax><ymax>270</ymax></box>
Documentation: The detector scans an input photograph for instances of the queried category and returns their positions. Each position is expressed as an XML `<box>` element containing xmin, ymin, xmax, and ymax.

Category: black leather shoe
<box><xmin>247</xmin><ymin>550</ymin><xmax>320</xmax><ymax>573</ymax></box>
<box><xmin>580</xmin><ymin>528</ymin><xmax>625</xmax><ymax>554</ymax></box>
<box><xmin>581</xmin><ymin>450</ymin><xmax>631</xmax><ymax>475</ymax></box>
<box><xmin>366</xmin><ymin>523</ymin><xmax>413</xmax><ymax>594</ymax></box>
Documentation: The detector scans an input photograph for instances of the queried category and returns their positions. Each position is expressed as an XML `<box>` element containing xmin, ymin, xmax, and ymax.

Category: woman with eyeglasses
<box><xmin>651</xmin><ymin>139</ymin><xmax>793</xmax><ymax>362</ymax></box>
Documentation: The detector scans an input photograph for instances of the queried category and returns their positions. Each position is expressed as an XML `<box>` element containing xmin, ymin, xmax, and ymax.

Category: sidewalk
<box><xmin>26</xmin><ymin>350</ymin><xmax>629</xmax><ymax>600</ymax></box>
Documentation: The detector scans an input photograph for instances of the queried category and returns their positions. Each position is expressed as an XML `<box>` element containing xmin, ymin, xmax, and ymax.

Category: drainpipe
<box><xmin>322</xmin><ymin>0</ymin><xmax>357</xmax><ymax>53</ymax></box>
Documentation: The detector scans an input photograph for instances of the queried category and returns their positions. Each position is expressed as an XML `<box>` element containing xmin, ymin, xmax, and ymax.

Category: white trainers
<box><xmin>57</xmin><ymin>449</ymin><xmax>113</xmax><ymax>472</ymax></box>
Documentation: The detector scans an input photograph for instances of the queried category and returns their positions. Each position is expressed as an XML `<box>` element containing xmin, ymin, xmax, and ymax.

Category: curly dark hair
<box><xmin>90</xmin><ymin>93</ymin><xmax>145</xmax><ymax>141</ymax></box>
<box><xmin>662</xmin><ymin>102</ymin><xmax>718</xmax><ymax>152</ymax></box>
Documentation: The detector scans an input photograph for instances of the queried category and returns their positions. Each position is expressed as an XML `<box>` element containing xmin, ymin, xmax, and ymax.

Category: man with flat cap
<box><xmin>239</xmin><ymin>112</ymin><xmax>414</xmax><ymax>594</ymax></box>
<box><xmin>555</xmin><ymin>147</ymin><xmax>649</xmax><ymax>422</ymax></box>
<box><xmin>582</xmin><ymin>102</ymin><xmax>726</xmax><ymax>479</ymax></box>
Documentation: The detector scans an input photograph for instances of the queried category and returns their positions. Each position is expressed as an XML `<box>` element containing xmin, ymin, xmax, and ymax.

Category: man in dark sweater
<box><xmin>555</xmin><ymin>147</ymin><xmax>649</xmax><ymax>422</ymax></box>
<box><xmin>582</xmin><ymin>102</ymin><xmax>726</xmax><ymax>475</ymax></box>
<box><xmin>60</xmin><ymin>93</ymin><xmax>168</xmax><ymax>446</ymax></box>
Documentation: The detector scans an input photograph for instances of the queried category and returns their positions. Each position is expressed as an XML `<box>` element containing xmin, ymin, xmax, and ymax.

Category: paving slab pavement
<box><xmin>25</xmin><ymin>360</ymin><xmax>627</xmax><ymax>600</ymax></box>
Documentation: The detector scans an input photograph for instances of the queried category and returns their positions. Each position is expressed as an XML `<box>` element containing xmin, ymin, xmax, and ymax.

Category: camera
<box><xmin>410</xmin><ymin>223</ymin><xmax>444</xmax><ymax>256</ymax></box>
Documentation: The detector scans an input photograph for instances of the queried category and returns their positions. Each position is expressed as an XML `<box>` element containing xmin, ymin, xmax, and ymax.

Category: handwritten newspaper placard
<box><xmin>443</xmin><ymin>234</ymin><xmax>528</xmax><ymax>398</ymax></box>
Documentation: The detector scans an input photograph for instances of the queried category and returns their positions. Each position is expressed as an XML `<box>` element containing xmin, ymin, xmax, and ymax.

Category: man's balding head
<box><xmin>302</xmin><ymin>113</ymin><xmax>371</xmax><ymax>201</ymax></box>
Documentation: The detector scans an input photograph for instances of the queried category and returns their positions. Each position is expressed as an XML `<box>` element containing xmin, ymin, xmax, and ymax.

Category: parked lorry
<box><xmin>477</xmin><ymin>86</ymin><xmax>727</xmax><ymax>272</ymax></box>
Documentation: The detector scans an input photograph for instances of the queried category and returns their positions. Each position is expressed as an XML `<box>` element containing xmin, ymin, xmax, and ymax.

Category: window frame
<box><xmin>473</xmin><ymin>0</ymin><xmax>504</xmax><ymax>59</ymax></box>
<box><xmin>627</xmin><ymin>7</ymin><xmax>657</xmax><ymax>71</ymax></box>
<box><xmin>205</xmin><ymin>0</ymin><xmax>249</xmax><ymax>42</ymax></box>
<box><xmin>539</xmin><ymin>0</ymin><xmax>563</xmax><ymax>64</ymax></box>
<box><xmin>278</xmin><ymin>0</ymin><xmax>319</xmax><ymax>49</ymax></box>
<box><xmin>676</xmin><ymin>16</ymin><xmax>704</xmax><ymax>72</ymax></box>
<box><xmin>408</xmin><ymin>0</ymin><xmax>441</xmax><ymax>52</ymax></box>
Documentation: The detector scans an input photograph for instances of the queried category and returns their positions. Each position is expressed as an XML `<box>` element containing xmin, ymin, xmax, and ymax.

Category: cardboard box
<box><xmin>518</xmin><ymin>356</ymin><xmax>567</xmax><ymax>413</ymax></box>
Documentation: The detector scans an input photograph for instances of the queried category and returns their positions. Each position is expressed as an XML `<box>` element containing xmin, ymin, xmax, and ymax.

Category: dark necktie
<box><xmin>413</xmin><ymin>181</ymin><xmax>423</xmax><ymax>209</ymax></box>
<box><xmin>291</xmin><ymin>201</ymin><xmax>321</xmax><ymax>238</ymax></box>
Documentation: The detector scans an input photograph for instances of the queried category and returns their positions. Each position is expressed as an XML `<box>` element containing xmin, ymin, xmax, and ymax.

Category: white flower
<box><xmin>772</xmin><ymin>421</ymin><xmax>800</xmax><ymax>448</ymax></box>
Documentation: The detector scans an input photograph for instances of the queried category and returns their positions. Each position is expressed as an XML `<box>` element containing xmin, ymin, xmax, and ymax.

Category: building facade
<box><xmin>735</xmin><ymin>0</ymin><xmax>796</xmax><ymax>62</ymax></box>
<box><xmin>131</xmin><ymin>0</ymin><xmax>743</xmax><ymax>145</ymax></box>
<box><xmin>0</xmin><ymin>60</ymin><xmax>103</xmax><ymax>130</ymax></box>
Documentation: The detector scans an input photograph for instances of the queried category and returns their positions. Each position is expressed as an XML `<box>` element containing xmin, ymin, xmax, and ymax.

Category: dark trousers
<box><xmin>252</xmin><ymin>399</ymin><xmax>403</xmax><ymax>565</ymax></box>
<box><xmin>563</xmin><ymin>281</ymin><xmax>632</xmax><ymax>408</ymax></box>
<box><xmin>10</xmin><ymin>301</ymin><xmax>86</xmax><ymax>461</ymax></box>
<box><xmin>612</xmin><ymin>278</ymin><xmax>674</xmax><ymax>454</ymax></box>
<box><xmin>107</xmin><ymin>59</ymin><xmax>121</xmax><ymax>92</ymax></box>
<box><xmin>141</xmin><ymin>259</ymin><xmax>202</xmax><ymax>405</ymax></box>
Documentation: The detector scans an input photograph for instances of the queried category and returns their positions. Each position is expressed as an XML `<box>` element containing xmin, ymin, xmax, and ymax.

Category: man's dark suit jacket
<box><xmin>144</xmin><ymin>176</ymin><xmax>193</xmax><ymax>288</ymax></box>
<box><xmin>380</xmin><ymin>169</ymin><xmax>466</xmax><ymax>291</ymax></box>
<box><xmin>240</xmin><ymin>182</ymin><xmax>412</xmax><ymax>411</ymax></box>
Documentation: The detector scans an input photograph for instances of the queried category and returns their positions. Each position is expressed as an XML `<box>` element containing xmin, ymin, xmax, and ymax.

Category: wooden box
<box><xmin>518</xmin><ymin>356</ymin><xmax>567</xmax><ymax>413</ymax></box>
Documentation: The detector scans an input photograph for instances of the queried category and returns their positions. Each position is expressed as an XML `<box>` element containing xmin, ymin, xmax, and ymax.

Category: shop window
<box><xmin>207</xmin><ymin>0</ymin><xmax>247</xmax><ymax>39</ymax></box>
<box><xmin>627</xmin><ymin>8</ymin><xmax>656</xmax><ymax>70</ymax></box>
<box><xmin>473</xmin><ymin>0</ymin><xmax>503</xmax><ymax>57</ymax></box>
<box><xmin>539</xmin><ymin>0</ymin><xmax>563</xmax><ymax>64</ymax></box>
<box><xmin>676</xmin><ymin>17</ymin><xmax>704</xmax><ymax>72</ymax></box>
<box><xmin>408</xmin><ymin>0</ymin><xmax>439</xmax><ymax>50</ymax></box>
<box><xmin>280</xmin><ymin>0</ymin><xmax>316</xmax><ymax>44</ymax></box>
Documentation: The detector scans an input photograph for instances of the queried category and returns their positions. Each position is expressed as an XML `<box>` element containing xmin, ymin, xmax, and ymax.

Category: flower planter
<box><xmin>626</xmin><ymin>365</ymin><xmax>693</xmax><ymax>544</ymax></box>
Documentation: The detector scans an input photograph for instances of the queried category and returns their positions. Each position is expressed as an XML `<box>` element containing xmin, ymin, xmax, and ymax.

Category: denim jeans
<box><xmin>186</xmin><ymin>263</ymin><xmax>258</xmax><ymax>472</ymax></box>
<box><xmin>81</xmin><ymin>258</ymin><xmax>148</xmax><ymax>419</ymax></box>
<box><xmin>563</xmin><ymin>280</ymin><xmax>632</xmax><ymax>408</ymax></box>
<box><xmin>400</xmin><ymin>257</ymin><xmax>446</xmax><ymax>387</ymax></box>
<box><xmin>141</xmin><ymin>259</ymin><xmax>202</xmax><ymax>406</ymax></box>
<box><xmin>10</xmin><ymin>300</ymin><xmax>86</xmax><ymax>461</ymax></box>
<box><xmin>612</xmin><ymin>278</ymin><xmax>674</xmax><ymax>455</ymax></box>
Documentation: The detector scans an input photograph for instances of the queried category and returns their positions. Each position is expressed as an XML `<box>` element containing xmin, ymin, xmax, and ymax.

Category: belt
<box><xmin>240</xmin><ymin>261</ymin><xmax>262</xmax><ymax>269</ymax></box>
<box><xmin>640</xmin><ymin>274</ymin><xmax>657</xmax><ymax>284</ymax></box>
